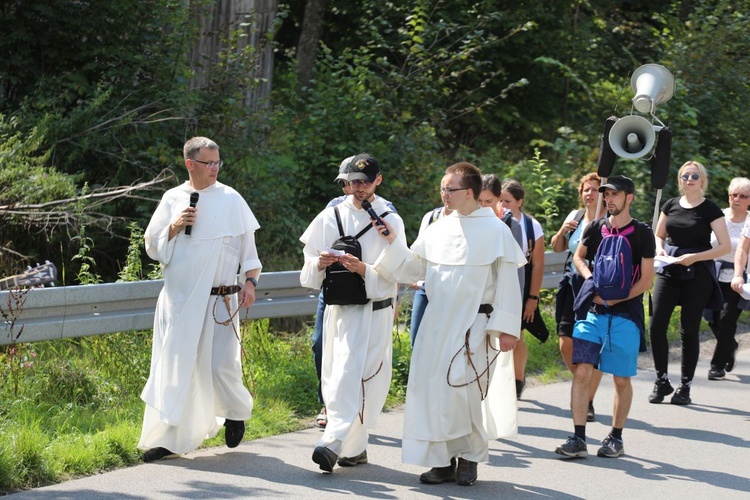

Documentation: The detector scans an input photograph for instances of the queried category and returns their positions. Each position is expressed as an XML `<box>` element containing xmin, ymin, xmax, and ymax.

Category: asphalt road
<box><xmin>9</xmin><ymin>340</ymin><xmax>750</xmax><ymax>499</ymax></box>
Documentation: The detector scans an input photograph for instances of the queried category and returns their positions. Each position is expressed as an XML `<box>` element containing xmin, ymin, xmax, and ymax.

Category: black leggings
<box><xmin>649</xmin><ymin>264</ymin><xmax>714</xmax><ymax>381</ymax></box>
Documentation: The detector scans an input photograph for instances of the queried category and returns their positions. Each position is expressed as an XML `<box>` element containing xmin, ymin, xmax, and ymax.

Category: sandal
<box><xmin>315</xmin><ymin>407</ymin><xmax>328</xmax><ymax>429</ymax></box>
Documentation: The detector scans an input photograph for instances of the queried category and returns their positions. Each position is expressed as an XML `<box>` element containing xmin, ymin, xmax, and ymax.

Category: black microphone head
<box><xmin>190</xmin><ymin>192</ymin><xmax>199</xmax><ymax>204</ymax></box>
<box><xmin>361</xmin><ymin>199</ymin><xmax>372</xmax><ymax>210</ymax></box>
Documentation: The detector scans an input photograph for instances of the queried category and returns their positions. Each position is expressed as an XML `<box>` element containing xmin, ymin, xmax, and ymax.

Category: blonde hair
<box><xmin>677</xmin><ymin>160</ymin><xmax>708</xmax><ymax>195</ymax></box>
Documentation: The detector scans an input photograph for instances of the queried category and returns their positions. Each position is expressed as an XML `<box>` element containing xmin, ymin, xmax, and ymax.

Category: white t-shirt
<box><xmin>711</xmin><ymin>208</ymin><xmax>750</xmax><ymax>281</ymax></box>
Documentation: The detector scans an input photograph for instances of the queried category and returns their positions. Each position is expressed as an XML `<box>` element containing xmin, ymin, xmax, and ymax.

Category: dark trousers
<box><xmin>710</xmin><ymin>281</ymin><xmax>742</xmax><ymax>368</ymax></box>
<box><xmin>649</xmin><ymin>264</ymin><xmax>714</xmax><ymax>381</ymax></box>
<box><xmin>312</xmin><ymin>292</ymin><xmax>325</xmax><ymax>404</ymax></box>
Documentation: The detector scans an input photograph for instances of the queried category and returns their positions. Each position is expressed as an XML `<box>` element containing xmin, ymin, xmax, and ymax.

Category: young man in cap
<box><xmin>300</xmin><ymin>153</ymin><xmax>405</xmax><ymax>472</ymax></box>
<box><xmin>374</xmin><ymin>162</ymin><xmax>525</xmax><ymax>486</ymax></box>
<box><xmin>311</xmin><ymin>156</ymin><xmax>397</xmax><ymax>429</ymax></box>
<box><xmin>555</xmin><ymin>175</ymin><xmax>655</xmax><ymax>459</ymax></box>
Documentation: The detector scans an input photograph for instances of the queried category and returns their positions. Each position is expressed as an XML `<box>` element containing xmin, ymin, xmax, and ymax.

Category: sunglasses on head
<box><xmin>680</xmin><ymin>173</ymin><xmax>700</xmax><ymax>181</ymax></box>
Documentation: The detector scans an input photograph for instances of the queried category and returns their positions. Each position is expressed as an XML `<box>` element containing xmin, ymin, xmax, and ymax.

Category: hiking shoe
<box><xmin>456</xmin><ymin>458</ymin><xmax>478</xmax><ymax>486</ymax></box>
<box><xmin>597</xmin><ymin>435</ymin><xmax>624</xmax><ymax>458</ymax></box>
<box><xmin>337</xmin><ymin>450</ymin><xmax>368</xmax><ymax>467</ymax></box>
<box><xmin>726</xmin><ymin>343</ymin><xmax>738</xmax><ymax>372</ymax></box>
<box><xmin>648</xmin><ymin>378</ymin><xmax>674</xmax><ymax>403</ymax></box>
<box><xmin>419</xmin><ymin>457</ymin><xmax>457</xmax><ymax>484</ymax></box>
<box><xmin>516</xmin><ymin>379</ymin><xmax>526</xmax><ymax>400</ymax></box>
<box><xmin>312</xmin><ymin>446</ymin><xmax>338</xmax><ymax>473</ymax></box>
<box><xmin>708</xmin><ymin>365</ymin><xmax>726</xmax><ymax>380</ymax></box>
<box><xmin>587</xmin><ymin>401</ymin><xmax>596</xmax><ymax>422</ymax></box>
<box><xmin>224</xmin><ymin>419</ymin><xmax>245</xmax><ymax>448</ymax></box>
<box><xmin>555</xmin><ymin>436</ymin><xmax>588</xmax><ymax>458</ymax></box>
<box><xmin>142</xmin><ymin>447</ymin><xmax>178</xmax><ymax>463</ymax></box>
<box><xmin>670</xmin><ymin>384</ymin><xmax>691</xmax><ymax>405</ymax></box>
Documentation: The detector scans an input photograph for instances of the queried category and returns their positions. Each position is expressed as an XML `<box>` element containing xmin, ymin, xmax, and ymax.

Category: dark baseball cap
<box><xmin>333</xmin><ymin>155</ymin><xmax>355</xmax><ymax>182</ymax></box>
<box><xmin>346</xmin><ymin>153</ymin><xmax>380</xmax><ymax>183</ymax></box>
<box><xmin>599</xmin><ymin>175</ymin><xmax>635</xmax><ymax>194</ymax></box>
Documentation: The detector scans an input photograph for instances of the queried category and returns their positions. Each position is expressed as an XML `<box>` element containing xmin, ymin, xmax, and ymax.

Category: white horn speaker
<box><xmin>631</xmin><ymin>64</ymin><xmax>675</xmax><ymax>114</ymax></box>
<box><xmin>608</xmin><ymin>115</ymin><xmax>656</xmax><ymax>159</ymax></box>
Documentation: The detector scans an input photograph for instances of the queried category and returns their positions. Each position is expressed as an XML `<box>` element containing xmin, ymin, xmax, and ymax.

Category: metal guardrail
<box><xmin>1</xmin><ymin>252</ymin><xmax>569</xmax><ymax>346</ymax></box>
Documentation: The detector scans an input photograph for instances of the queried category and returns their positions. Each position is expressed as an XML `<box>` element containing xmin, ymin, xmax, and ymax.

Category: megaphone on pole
<box><xmin>631</xmin><ymin>64</ymin><xmax>675</xmax><ymax>114</ymax></box>
<box><xmin>608</xmin><ymin>115</ymin><xmax>656</xmax><ymax>160</ymax></box>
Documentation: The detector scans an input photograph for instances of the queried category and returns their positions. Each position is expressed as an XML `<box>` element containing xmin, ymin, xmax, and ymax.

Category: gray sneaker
<box><xmin>597</xmin><ymin>435</ymin><xmax>624</xmax><ymax>458</ymax></box>
<box><xmin>555</xmin><ymin>435</ymin><xmax>588</xmax><ymax>458</ymax></box>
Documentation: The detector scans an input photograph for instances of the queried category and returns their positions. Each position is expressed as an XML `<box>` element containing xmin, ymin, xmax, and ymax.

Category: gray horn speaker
<box><xmin>608</xmin><ymin>115</ymin><xmax>656</xmax><ymax>160</ymax></box>
<box><xmin>631</xmin><ymin>64</ymin><xmax>675</xmax><ymax>114</ymax></box>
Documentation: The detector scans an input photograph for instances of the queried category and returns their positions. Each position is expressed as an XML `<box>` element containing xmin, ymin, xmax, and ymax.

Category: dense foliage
<box><xmin>1</xmin><ymin>0</ymin><xmax>749</xmax><ymax>279</ymax></box>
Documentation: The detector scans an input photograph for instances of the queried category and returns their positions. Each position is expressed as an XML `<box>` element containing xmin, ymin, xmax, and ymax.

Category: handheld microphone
<box><xmin>361</xmin><ymin>199</ymin><xmax>389</xmax><ymax>236</ymax></box>
<box><xmin>185</xmin><ymin>192</ymin><xmax>199</xmax><ymax>235</ymax></box>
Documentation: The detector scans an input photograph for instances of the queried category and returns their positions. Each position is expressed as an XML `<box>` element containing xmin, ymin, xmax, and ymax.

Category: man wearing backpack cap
<box><xmin>299</xmin><ymin>153</ymin><xmax>406</xmax><ymax>473</ymax></box>
<box><xmin>555</xmin><ymin>174</ymin><xmax>655</xmax><ymax>460</ymax></box>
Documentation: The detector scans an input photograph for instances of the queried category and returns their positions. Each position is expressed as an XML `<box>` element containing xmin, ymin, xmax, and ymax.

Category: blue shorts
<box><xmin>572</xmin><ymin>312</ymin><xmax>640</xmax><ymax>377</ymax></box>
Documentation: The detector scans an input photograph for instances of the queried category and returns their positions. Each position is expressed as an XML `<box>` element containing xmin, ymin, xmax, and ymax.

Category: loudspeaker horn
<box><xmin>608</xmin><ymin>115</ymin><xmax>656</xmax><ymax>160</ymax></box>
<box><xmin>631</xmin><ymin>64</ymin><xmax>675</xmax><ymax>114</ymax></box>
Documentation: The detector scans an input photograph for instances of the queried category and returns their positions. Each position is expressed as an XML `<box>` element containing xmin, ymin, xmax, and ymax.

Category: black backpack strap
<box><xmin>501</xmin><ymin>210</ymin><xmax>514</xmax><ymax>229</ymax></box>
<box><xmin>354</xmin><ymin>211</ymin><xmax>392</xmax><ymax>239</ymax></box>
<box><xmin>333</xmin><ymin>205</ymin><xmax>345</xmax><ymax>237</ymax></box>
<box><xmin>523</xmin><ymin>214</ymin><xmax>535</xmax><ymax>260</ymax></box>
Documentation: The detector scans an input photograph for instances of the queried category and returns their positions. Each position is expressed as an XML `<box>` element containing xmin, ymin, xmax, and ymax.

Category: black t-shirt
<box><xmin>581</xmin><ymin>217</ymin><xmax>656</xmax><ymax>315</ymax></box>
<box><xmin>661</xmin><ymin>197</ymin><xmax>724</xmax><ymax>249</ymax></box>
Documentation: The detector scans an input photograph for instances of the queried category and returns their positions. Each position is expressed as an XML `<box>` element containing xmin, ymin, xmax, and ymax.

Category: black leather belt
<box><xmin>372</xmin><ymin>298</ymin><xmax>393</xmax><ymax>311</ymax></box>
<box><xmin>210</xmin><ymin>285</ymin><xmax>241</xmax><ymax>295</ymax></box>
<box><xmin>478</xmin><ymin>304</ymin><xmax>493</xmax><ymax>315</ymax></box>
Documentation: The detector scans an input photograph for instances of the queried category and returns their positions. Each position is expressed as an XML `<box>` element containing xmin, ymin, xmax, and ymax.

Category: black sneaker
<box><xmin>670</xmin><ymin>384</ymin><xmax>691</xmax><ymax>405</ymax></box>
<box><xmin>312</xmin><ymin>446</ymin><xmax>338</xmax><ymax>473</ymax></box>
<box><xmin>555</xmin><ymin>436</ymin><xmax>588</xmax><ymax>458</ymax></box>
<box><xmin>516</xmin><ymin>379</ymin><xmax>526</xmax><ymax>400</ymax></box>
<box><xmin>648</xmin><ymin>378</ymin><xmax>674</xmax><ymax>403</ymax></box>
<box><xmin>597</xmin><ymin>435</ymin><xmax>624</xmax><ymax>458</ymax></box>
<box><xmin>708</xmin><ymin>365</ymin><xmax>726</xmax><ymax>380</ymax></box>
<box><xmin>587</xmin><ymin>401</ymin><xmax>596</xmax><ymax>422</ymax></box>
<box><xmin>419</xmin><ymin>457</ymin><xmax>457</xmax><ymax>484</ymax></box>
<box><xmin>456</xmin><ymin>458</ymin><xmax>478</xmax><ymax>486</ymax></box>
<box><xmin>337</xmin><ymin>450</ymin><xmax>368</xmax><ymax>467</ymax></box>
<box><xmin>142</xmin><ymin>447</ymin><xmax>178</xmax><ymax>463</ymax></box>
<box><xmin>224</xmin><ymin>419</ymin><xmax>245</xmax><ymax>448</ymax></box>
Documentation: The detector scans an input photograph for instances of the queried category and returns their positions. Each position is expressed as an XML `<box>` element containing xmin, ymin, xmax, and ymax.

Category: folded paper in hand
<box><xmin>741</xmin><ymin>284</ymin><xmax>750</xmax><ymax>301</ymax></box>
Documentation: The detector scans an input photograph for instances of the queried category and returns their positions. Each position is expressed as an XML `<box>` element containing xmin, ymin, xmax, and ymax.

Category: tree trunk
<box><xmin>296</xmin><ymin>0</ymin><xmax>326</xmax><ymax>88</ymax></box>
<box><xmin>188</xmin><ymin>0</ymin><xmax>278</xmax><ymax>111</ymax></box>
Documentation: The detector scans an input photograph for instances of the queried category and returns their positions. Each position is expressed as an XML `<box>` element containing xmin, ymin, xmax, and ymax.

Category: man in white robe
<box><xmin>299</xmin><ymin>153</ymin><xmax>406</xmax><ymax>473</ymax></box>
<box><xmin>139</xmin><ymin>137</ymin><xmax>262</xmax><ymax>462</ymax></box>
<box><xmin>373</xmin><ymin>162</ymin><xmax>525</xmax><ymax>486</ymax></box>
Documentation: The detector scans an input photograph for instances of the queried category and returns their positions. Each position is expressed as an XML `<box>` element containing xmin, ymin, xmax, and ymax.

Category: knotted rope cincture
<box><xmin>446</xmin><ymin>309</ymin><xmax>499</xmax><ymax>401</ymax></box>
<box><xmin>212</xmin><ymin>294</ymin><xmax>255</xmax><ymax>396</ymax></box>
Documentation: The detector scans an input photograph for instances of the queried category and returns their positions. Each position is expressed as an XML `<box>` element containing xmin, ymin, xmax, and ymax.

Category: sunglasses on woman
<box><xmin>680</xmin><ymin>173</ymin><xmax>700</xmax><ymax>181</ymax></box>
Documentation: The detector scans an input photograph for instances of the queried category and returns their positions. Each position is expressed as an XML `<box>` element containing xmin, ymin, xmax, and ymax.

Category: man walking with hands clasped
<box><xmin>555</xmin><ymin>175</ymin><xmax>655</xmax><ymax>459</ymax></box>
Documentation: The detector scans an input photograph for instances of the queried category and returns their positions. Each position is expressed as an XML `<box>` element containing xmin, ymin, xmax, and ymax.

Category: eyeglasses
<box><xmin>729</xmin><ymin>193</ymin><xmax>749</xmax><ymax>199</ymax></box>
<box><xmin>439</xmin><ymin>187</ymin><xmax>468</xmax><ymax>195</ymax></box>
<box><xmin>336</xmin><ymin>180</ymin><xmax>350</xmax><ymax>188</ymax></box>
<box><xmin>192</xmin><ymin>159</ymin><xmax>224</xmax><ymax>169</ymax></box>
<box><xmin>349</xmin><ymin>179</ymin><xmax>372</xmax><ymax>188</ymax></box>
<box><xmin>680</xmin><ymin>173</ymin><xmax>700</xmax><ymax>181</ymax></box>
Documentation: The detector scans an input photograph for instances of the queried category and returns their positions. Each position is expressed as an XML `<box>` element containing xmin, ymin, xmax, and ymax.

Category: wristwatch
<box><xmin>528</xmin><ymin>294</ymin><xmax>540</xmax><ymax>301</ymax></box>
<box><xmin>245</xmin><ymin>276</ymin><xmax>258</xmax><ymax>287</ymax></box>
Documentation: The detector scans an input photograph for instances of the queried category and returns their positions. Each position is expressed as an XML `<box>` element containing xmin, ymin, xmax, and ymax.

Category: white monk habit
<box><xmin>138</xmin><ymin>181</ymin><xmax>262</xmax><ymax>454</ymax></box>
<box><xmin>300</xmin><ymin>196</ymin><xmax>405</xmax><ymax>457</ymax></box>
<box><xmin>374</xmin><ymin>206</ymin><xmax>525</xmax><ymax>466</ymax></box>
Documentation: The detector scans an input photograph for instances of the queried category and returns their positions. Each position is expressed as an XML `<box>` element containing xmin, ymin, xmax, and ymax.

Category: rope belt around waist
<box><xmin>478</xmin><ymin>304</ymin><xmax>493</xmax><ymax>315</ymax></box>
<box><xmin>210</xmin><ymin>285</ymin><xmax>241</xmax><ymax>295</ymax></box>
<box><xmin>372</xmin><ymin>298</ymin><xmax>393</xmax><ymax>311</ymax></box>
